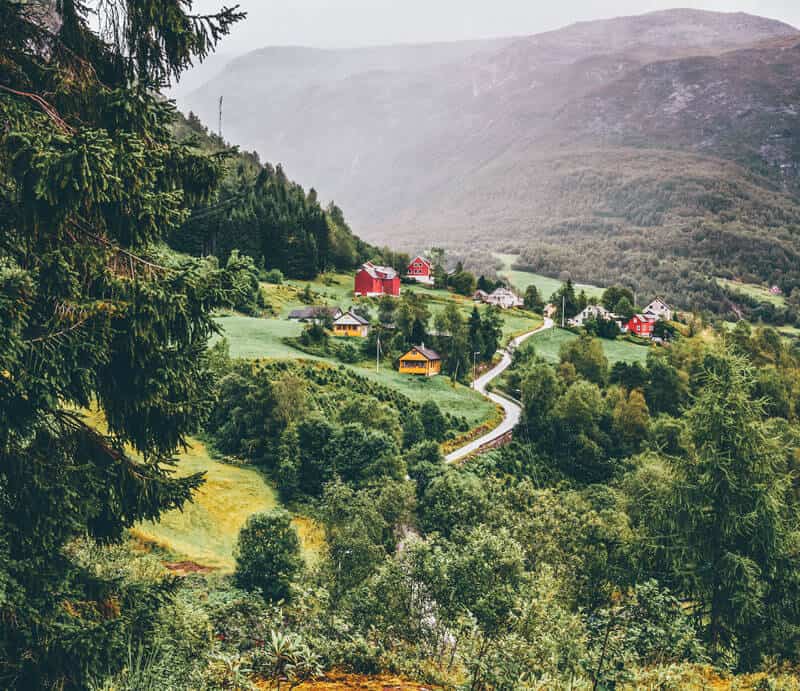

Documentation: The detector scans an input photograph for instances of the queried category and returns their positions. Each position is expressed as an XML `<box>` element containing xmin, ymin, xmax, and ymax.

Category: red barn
<box><xmin>406</xmin><ymin>256</ymin><xmax>434</xmax><ymax>285</ymax></box>
<box><xmin>354</xmin><ymin>262</ymin><xmax>400</xmax><ymax>297</ymax></box>
<box><xmin>627</xmin><ymin>314</ymin><xmax>655</xmax><ymax>338</ymax></box>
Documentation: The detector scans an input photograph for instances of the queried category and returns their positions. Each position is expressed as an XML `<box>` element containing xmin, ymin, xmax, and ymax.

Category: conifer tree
<box><xmin>0</xmin><ymin>1</ymin><xmax>246</xmax><ymax>686</ymax></box>
<box><xmin>643</xmin><ymin>349</ymin><xmax>800</xmax><ymax>668</ymax></box>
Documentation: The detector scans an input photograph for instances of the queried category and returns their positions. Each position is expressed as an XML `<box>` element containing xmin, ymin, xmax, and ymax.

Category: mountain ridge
<box><xmin>178</xmin><ymin>9</ymin><xmax>800</xmax><ymax>313</ymax></box>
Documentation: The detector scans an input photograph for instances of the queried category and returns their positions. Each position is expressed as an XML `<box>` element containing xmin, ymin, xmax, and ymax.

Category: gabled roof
<box><xmin>631</xmin><ymin>313</ymin><xmax>656</xmax><ymax>322</ymax></box>
<box><xmin>334</xmin><ymin>310</ymin><xmax>369</xmax><ymax>326</ymax></box>
<box><xmin>360</xmin><ymin>261</ymin><xmax>397</xmax><ymax>280</ymax></box>
<box><xmin>408</xmin><ymin>255</ymin><xmax>431</xmax><ymax>267</ymax></box>
<box><xmin>403</xmin><ymin>345</ymin><xmax>441</xmax><ymax>361</ymax></box>
<box><xmin>645</xmin><ymin>297</ymin><xmax>671</xmax><ymax>309</ymax></box>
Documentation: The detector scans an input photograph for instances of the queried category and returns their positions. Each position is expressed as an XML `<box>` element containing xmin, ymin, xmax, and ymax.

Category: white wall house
<box><xmin>643</xmin><ymin>297</ymin><xmax>673</xmax><ymax>322</ymax></box>
<box><xmin>568</xmin><ymin>304</ymin><xmax>618</xmax><ymax>327</ymax></box>
<box><xmin>483</xmin><ymin>287</ymin><xmax>523</xmax><ymax>309</ymax></box>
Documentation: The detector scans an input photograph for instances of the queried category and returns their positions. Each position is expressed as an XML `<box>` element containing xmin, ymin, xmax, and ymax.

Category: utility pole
<box><xmin>218</xmin><ymin>95</ymin><xmax>223</xmax><ymax>139</ymax></box>
<box><xmin>376</xmin><ymin>333</ymin><xmax>381</xmax><ymax>373</ymax></box>
<box><xmin>562</xmin><ymin>295</ymin><xmax>566</xmax><ymax>329</ymax></box>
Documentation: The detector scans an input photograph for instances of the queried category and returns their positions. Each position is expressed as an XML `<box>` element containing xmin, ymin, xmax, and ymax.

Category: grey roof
<box><xmin>335</xmin><ymin>310</ymin><xmax>370</xmax><ymax>325</ymax></box>
<box><xmin>362</xmin><ymin>262</ymin><xmax>397</xmax><ymax>280</ymax></box>
<box><xmin>411</xmin><ymin>345</ymin><xmax>441</xmax><ymax>361</ymax></box>
<box><xmin>288</xmin><ymin>306</ymin><xmax>341</xmax><ymax>320</ymax></box>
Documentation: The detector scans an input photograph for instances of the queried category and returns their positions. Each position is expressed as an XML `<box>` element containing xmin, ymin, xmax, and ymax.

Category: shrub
<box><xmin>234</xmin><ymin>510</ymin><xmax>303</xmax><ymax>602</ymax></box>
<box><xmin>264</xmin><ymin>268</ymin><xmax>284</xmax><ymax>284</ymax></box>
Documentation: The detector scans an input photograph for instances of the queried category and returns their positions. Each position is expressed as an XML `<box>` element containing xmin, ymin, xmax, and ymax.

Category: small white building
<box><xmin>642</xmin><ymin>297</ymin><xmax>673</xmax><ymax>322</ymax></box>
<box><xmin>568</xmin><ymin>304</ymin><xmax>620</xmax><ymax>328</ymax></box>
<box><xmin>482</xmin><ymin>287</ymin><xmax>524</xmax><ymax>309</ymax></box>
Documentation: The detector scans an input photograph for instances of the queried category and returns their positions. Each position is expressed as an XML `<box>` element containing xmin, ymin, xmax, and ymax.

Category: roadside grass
<box><xmin>132</xmin><ymin>439</ymin><xmax>323</xmax><ymax>571</ymax></box>
<box><xmin>495</xmin><ymin>253</ymin><xmax>604</xmax><ymax>300</ymax></box>
<box><xmin>526</xmin><ymin>327</ymin><xmax>651</xmax><ymax>365</ymax></box>
<box><xmin>717</xmin><ymin>278</ymin><xmax>786</xmax><ymax>307</ymax></box>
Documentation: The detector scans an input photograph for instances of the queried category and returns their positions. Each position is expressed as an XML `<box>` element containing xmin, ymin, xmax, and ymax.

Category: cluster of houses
<box><xmin>353</xmin><ymin>256</ymin><xmax>433</xmax><ymax>297</ymax></box>
<box><xmin>353</xmin><ymin>257</ymin><xmax>526</xmax><ymax>309</ymax></box>
<box><xmin>566</xmin><ymin>297</ymin><xmax>673</xmax><ymax>339</ymax></box>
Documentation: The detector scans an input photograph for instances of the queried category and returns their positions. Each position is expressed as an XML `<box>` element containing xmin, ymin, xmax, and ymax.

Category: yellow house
<box><xmin>399</xmin><ymin>345</ymin><xmax>442</xmax><ymax>376</ymax></box>
<box><xmin>333</xmin><ymin>310</ymin><xmax>370</xmax><ymax>337</ymax></box>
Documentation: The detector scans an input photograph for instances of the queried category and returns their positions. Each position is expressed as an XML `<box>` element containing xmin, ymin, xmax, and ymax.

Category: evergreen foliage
<box><xmin>234</xmin><ymin>511</ymin><xmax>303</xmax><ymax>602</ymax></box>
<box><xmin>169</xmin><ymin>112</ymin><xmax>375</xmax><ymax>278</ymax></box>
<box><xmin>0</xmin><ymin>2</ymin><xmax>252</xmax><ymax>686</ymax></box>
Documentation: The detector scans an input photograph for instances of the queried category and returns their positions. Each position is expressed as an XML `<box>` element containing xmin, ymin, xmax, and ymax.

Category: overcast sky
<box><xmin>194</xmin><ymin>0</ymin><xmax>800</xmax><ymax>52</ymax></box>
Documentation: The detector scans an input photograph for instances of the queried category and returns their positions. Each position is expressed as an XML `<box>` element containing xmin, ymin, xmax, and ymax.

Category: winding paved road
<box><xmin>445</xmin><ymin>318</ymin><xmax>553</xmax><ymax>463</ymax></box>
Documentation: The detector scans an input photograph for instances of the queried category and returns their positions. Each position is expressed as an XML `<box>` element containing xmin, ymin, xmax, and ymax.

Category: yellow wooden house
<box><xmin>399</xmin><ymin>345</ymin><xmax>442</xmax><ymax>376</ymax></box>
<box><xmin>332</xmin><ymin>310</ymin><xmax>370</xmax><ymax>337</ymax></box>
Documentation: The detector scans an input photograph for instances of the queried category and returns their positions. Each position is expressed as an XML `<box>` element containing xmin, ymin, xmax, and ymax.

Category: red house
<box><xmin>354</xmin><ymin>262</ymin><xmax>400</xmax><ymax>297</ymax></box>
<box><xmin>627</xmin><ymin>314</ymin><xmax>656</xmax><ymax>338</ymax></box>
<box><xmin>406</xmin><ymin>256</ymin><xmax>434</xmax><ymax>285</ymax></box>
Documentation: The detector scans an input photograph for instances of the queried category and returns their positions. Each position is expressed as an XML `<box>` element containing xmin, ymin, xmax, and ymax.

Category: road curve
<box><xmin>445</xmin><ymin>318</ymin><xmax>553</xmax><ymax>463</ymax></box>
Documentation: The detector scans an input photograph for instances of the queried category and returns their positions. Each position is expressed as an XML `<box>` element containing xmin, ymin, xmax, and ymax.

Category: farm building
<box><xmin>332</xmin><ymin>311</ymin><xmax>370</xmax><ymax>338</ymax></box>
<box><xmin>399</xmin><ymin>345</ymin><xmax>442</xmax><ymax>377</ymax></box>
<box><xmin>477</xmin><ymin>287</ymin><xmax>523</xmax><ymax>309</ymax></box>
<box><xmin>627</xmin><ymin>314</ymin><xmax>656</xmax><ymax>338</ymax></box>
<box><xmin>288</xmin><ymin>306</ymin><xmax>343</xmax><ymax>322</ymax></box>
<box><xmin>568</xmin><ymin>304</ymin><xmax>620</xmax><ymax>328</ymax></box>
<box><xmin>406</xmin><ymin>256</ymin><xmax>434</xmax><ymax>285</ymax></box>
<box><xmin>642</xmin><ymin>297</ymin><xmax>673</xmax><ymax>322</ymax></box>
<box><xmin>354</xmin><ymin>262</ymin><xmax>400</xmax><ymax>297</ymax></box>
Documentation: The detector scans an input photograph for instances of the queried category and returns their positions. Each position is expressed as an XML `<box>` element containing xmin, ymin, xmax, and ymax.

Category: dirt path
<box><xmin>445</xmin><ymin>318</ymin><xmax>553</xmax><ymax>463</ymax></box>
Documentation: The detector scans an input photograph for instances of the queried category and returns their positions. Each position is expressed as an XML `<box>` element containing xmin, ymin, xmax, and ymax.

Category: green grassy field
<box><xmin>214</xmin><ymin>273</ymin><xmax>540</xmax><ymax>428</ymax></box>
<box><xmin>213</xmin><ymin>313</ymin><xmax>312</xmax><ymax>359</ymax></box>
<box><xmin>717</xmin><ymin>278</ymin><xmax>786</xmax><ymax>307</ymax></box>
<box><xmin>133</xmin><ymin>439</ymin><xmax>323</xmax><ymax>572</ymax></box>
<box><xmin>496</xmin><ymin>253</ymin><xmax>604</xmax><ymax>300</ymax></box>
<box><xmin>281</xmin><ymin>272</ymin><xmax>543</xmax><ymax>345</ymax></box>
<box><xmin>214</xmin><ymin>314</ymin><xmax>495</xmax><ymax>427</ymax></box>
<box><xmin>356</xmin><ymin>364</ymin><xmax>495</xmax><ymax>426</ymax></box>
<box><xmin>525</xmin><ymin>328</ymin><xmax>651</xmax><ymax>365</ymax></box>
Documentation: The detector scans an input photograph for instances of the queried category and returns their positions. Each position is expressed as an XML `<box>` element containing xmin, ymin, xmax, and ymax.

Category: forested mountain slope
<box><xmin>169</xmin><ymin>112</ymin><xmax>377</xmax><ymax>279</ymax></box>
<box><xmin>179</xmin><ymin>9</ymin><xmax>800</xmax><ymax>311</ymax></box>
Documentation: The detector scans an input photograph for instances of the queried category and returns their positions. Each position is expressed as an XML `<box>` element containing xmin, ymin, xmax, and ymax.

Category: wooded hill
<box><xmin>168</xmin><ymin>112</ymin><xmax>377</xmax><ymax>279</ymax></box>
<box><xmin>179</xmin><ymin>9</ymin><xmax>800</xmax><ymax>314</ymax></box>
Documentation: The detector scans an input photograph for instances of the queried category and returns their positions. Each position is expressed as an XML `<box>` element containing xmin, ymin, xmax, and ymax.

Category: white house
<box><xmin>568</xmin><ymin>304</ymin><xmax>620</xmax><ymax>328</ymax></box>
<box><xmin>483</xmin><ymin>287</ymin><xmax>523</xmax><ymax>309</ymax></box>
<box><xmin>643</xmin><ymin>297</ymin><xmax>673</xmax><ymax>322</ymax></box>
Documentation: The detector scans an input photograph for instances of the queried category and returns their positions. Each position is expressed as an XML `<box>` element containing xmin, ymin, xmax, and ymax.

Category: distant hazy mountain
<box><xmin>179</xmin><ymin>9</ymin><xmax>800</xmax><ymax>310</ymax></box>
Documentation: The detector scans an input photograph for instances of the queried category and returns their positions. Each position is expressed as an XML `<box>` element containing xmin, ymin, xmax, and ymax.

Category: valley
<box><xmin>5</xmin><ymin>3</ymin><xmax>800</xmax><ymax>690</ymax></box>
<box><xmin>178</xmin><ymin>10</ymin><xmax>800</xmax><ymax>323</ymax></box>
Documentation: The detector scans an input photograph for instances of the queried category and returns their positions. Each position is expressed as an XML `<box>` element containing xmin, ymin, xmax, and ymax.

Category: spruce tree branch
<box><xmin>70</xmin><ymin>217</ymin><xmax>173</xmax><ymax>277</ymax></box>
<box><xmin>0</xmin><ymin>84</ymin><xmax>74</xmax><ymax>134</ymax></box>
<box><xmin>24</xmin><ymin>315</ymin><xmax>90</xmax><ymax>344</ymax></box>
